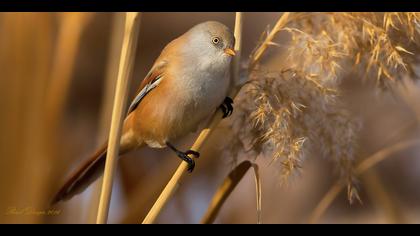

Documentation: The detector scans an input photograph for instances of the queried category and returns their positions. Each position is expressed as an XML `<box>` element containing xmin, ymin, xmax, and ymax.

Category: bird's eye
<box><xmin>212</xmin><ymin>37</ymin><xmax>220</xmax><ymax>45</ymax></box>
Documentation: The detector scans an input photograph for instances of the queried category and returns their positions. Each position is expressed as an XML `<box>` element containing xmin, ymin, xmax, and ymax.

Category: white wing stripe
<box><xmin>127</xmin><ymin>75</ymin><xmax>163</xmax><ymax>114</ymax></box>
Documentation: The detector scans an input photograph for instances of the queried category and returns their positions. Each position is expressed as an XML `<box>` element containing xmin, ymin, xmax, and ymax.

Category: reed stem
<box><xmin>88</xmin><ymin>13</ymin><xmax>125</xmax><ymax>223</ymax></box>
<box><xmin>249</xmin><ymin>12</ymin><xmax>290</xmax><ymax>71</ymax></box>
<box><xmin>308</xmin><ymin>139</ymin><xmax>420</xmax><ymax>223</ymax></box>
<box><xmin>96</xmin><ymin>12</ymin><xmax>142</xmax><ymax>224</ymax></box>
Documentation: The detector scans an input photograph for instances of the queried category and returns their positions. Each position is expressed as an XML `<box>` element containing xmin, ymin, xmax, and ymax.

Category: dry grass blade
<box><xmin>96</xmin><ymin>12</ymin><xmax>142</xmax><ymax>224</ymax></box>
<box><xmin>308</xmin><ymin>139</ymin><xmax>420</xmax><ymax>223</ymax></box>
<box><xmin>201</xmin><ymin>161</ymin><xmax>252</xmax><ymax>224</ymax></box>
<box><xmin>252</xmin><ymin>163</ymin><xmax>262</xmax><ymax>224</ymax></box>
<box><xmin>201</xmin><ymin>161</ymin><xmax>262</xmax><ymax>224</ymax></box>
<box><xmin>141</xmin><ymin>12</ymin><xmax>244</xmax><ymax>224</ymax></box>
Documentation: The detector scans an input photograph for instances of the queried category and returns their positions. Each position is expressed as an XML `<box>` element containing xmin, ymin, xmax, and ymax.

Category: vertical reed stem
<box><xmin>88</xmin><ymin>12</ymin><xmax>125</xmax><ymax>223</ymax></box>
<box><xmin>96</xmin><ymin>12</ymin><xmax>142</xmax><ymax>224</ymax></box>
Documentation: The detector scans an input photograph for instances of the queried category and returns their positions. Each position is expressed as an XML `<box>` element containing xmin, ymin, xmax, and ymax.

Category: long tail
<box><xmin>51</xmin><ymin>143</ymin><xmax>108</xmax><ymax>205</ymax></box>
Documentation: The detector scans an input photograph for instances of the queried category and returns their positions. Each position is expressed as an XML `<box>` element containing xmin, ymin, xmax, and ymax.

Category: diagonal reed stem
<box><xmin>362</xmin><ymin>169</ymin><xmax>406</xmax><ymax>223</ymax></box>
<box><xmin>308</xmin><ymin>138</ymin><xmax>420</xmax><ymax>223</ymax></box>
<box><xmin>96</xmin><ymin>12</ymin><xmax>142</xmax><ymax>224</ymax></box>
<box><xmin>249</xmin><ymin>12</ymin><xmax>291</xmax><ymax>71</ymax></box>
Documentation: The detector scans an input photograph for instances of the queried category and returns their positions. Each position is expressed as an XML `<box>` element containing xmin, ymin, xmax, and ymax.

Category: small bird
<box><xmin>51</xmin><ymin>21</ymin><xmax>236</xmax><ymax>204</ymax></box>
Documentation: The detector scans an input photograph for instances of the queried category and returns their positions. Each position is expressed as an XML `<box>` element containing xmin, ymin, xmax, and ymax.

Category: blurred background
<box><xmin>0</xmin><ymin>12</ymin><xmax>420</xmax><ymax>224</ymax></box>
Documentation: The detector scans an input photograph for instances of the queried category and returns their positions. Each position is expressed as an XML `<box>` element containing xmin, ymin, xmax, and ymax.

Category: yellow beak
<box><xmin>224</xmin><ymin>48</ymin><xmax>236</xmax><ymax>57</ymax></box>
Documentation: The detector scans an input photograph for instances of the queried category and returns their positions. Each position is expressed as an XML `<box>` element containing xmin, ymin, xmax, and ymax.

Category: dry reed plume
<box><xmin>225</xmin><ymin>12</ymin><xmax>420</xmax><ymax>204</ymax></box>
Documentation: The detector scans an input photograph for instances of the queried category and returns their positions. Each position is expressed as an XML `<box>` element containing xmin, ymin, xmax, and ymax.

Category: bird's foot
<box><xmin>177</xmin><ymin>150</ymin><xmax>200</xmax><ymax>172</ymax></box>
<box><xmin>219</xmin><ymin>97</ymin><xmax>234</xmax><ymax>118</ymax></box>
<box><xmin>166</xmin><ymin>142</ymin><xmax>200</xmax><ymax>173</ymax></box>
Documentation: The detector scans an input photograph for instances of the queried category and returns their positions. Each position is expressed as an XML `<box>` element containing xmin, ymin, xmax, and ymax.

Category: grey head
<box><xmin>181</xmin><ymin>21</ymin><xmax>236</xmax><ymax>63</ymax></box>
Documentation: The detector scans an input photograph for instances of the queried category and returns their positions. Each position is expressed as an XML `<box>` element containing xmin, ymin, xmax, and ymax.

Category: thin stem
<box><xmin>88</xmin><ymin>13</ymin><xmax>125</xmax><ymax>223</ymax></box>
<box><xmin>253</xmin><ymin>163</ymin><xmax>262</xmax><ymax>224</ymax></box>
<box><xmin>308</xmin><ymin>139</ymin><xmax>420</xmax><ymax>223</ymax></box>
<box><xmin>232</xmin><ymin>12</ymin><xmax>243</xmax><ymax>87</ymax></box>
<box><xmin>363</xmin><ymin>169</ymin><xmax>406</xmax><ymax>223</ymax></box>
<box><xmin>142</xmin><ymin>12</ymin><xmax>244</xmax><ymax>224</ymax></box>
<box><xmin>249</xmin><ymin>12</ymin><xmax>291</xmax><ymax>71</ymax></box>
<box><xmin>96</xmin><ymin>12</ymin><xmax>142</xmax><ymax>224</ymax></box>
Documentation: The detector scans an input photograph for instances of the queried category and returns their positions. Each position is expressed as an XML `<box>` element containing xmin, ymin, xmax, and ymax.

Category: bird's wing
<box><xmin>127</xmin><ymin>61</ymin><xmax>167</xmax><ymax>115</ymax></box>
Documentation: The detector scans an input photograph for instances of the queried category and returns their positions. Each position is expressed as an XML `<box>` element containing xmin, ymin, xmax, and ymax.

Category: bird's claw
<box><xmin>185</xmin><ymin>150</ymin><xmax>200</xmax><ymax>158</ymax></box>
<box><xmin>185</xmin><ymin>157</ymin><xmax>195</xmax><ymax>173</ymax></box>
<box><xmin>219</xmin><ymin>97</ymin><xmax>234</xmax><ymax>118</ymax></box>
<box><xmin>167</xmin><ymin>142</ymin><xmax>200</xmax><ymax>173</ymax></box>
<box><xmin>178</xmin><ymin>150</ymin><xmax>200</xmax><ymax>173</ymax></box>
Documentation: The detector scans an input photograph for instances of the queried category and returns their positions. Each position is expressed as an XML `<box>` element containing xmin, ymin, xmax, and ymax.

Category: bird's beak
<box><xmin>224</xmin><ymin>48</ymin><xmax>236</xmax><ymax>57</ymax></box>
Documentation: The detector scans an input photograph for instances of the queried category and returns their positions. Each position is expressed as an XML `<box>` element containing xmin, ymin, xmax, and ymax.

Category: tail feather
<box><xmin>51</xmin><ymin>143</ymin><xmax>108</xmax><ymax>205</ymax></box>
